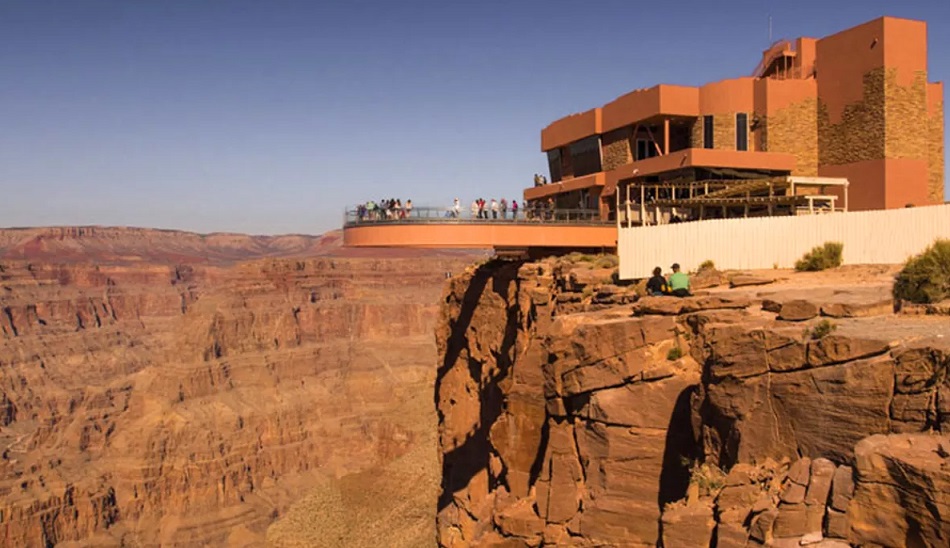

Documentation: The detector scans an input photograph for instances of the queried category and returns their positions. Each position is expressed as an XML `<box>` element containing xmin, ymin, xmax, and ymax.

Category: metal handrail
<box><xmin>343</xmin><ymin>206</ymin><xmax>609</xmax><ymax>226</ymax></box>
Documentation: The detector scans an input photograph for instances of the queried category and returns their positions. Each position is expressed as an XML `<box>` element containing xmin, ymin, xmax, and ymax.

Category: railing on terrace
<box><xmin>344</xmin><ymin>207</ymin><xmax>608</xmax><ymax>226</ymax></box>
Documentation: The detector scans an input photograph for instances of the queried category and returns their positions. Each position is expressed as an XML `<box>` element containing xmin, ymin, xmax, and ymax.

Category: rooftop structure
<box><xmin>531</xmin><ymin>16</ymin><xmax>944</xmax><ymax>223</ymax></box>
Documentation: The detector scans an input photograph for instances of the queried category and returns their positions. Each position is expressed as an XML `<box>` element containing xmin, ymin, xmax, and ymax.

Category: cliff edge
<box><xmin>435</xmin><ymin>258</ymin><xmax>950</xmax><ymax>547</ymax></box>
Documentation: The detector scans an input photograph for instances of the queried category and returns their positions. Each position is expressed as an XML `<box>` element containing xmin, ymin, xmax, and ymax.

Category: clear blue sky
<box><xmin>2</xmin><ymin>0</ymin><xmax>948</xmax><ymax>235</ymax></box>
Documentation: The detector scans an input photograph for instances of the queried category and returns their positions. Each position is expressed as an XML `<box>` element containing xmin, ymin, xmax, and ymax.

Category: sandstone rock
<box><xmin>723</xmin><ymin>463</ymin><xmax>754</xmax><ymax>486</ymax></box>
<box><xmin>632</xmin><ymin>296</ymin><xmax>685</xmax><ymax>316</ymax></box>
<box><xmin>717</xmin><ymin>483</ymin><xmax>762</xmax><ymax>511</ymax></box>
<box><xmin>772</xmin><ymin>504</ymin><xmax>809</xmax><ymax>538</ymax></box>
<box><xmin>820</xmin><ymin>297</ymin><xmax>893</xmax><ymax>318</ymax></box>
<box><xmin>779</xmin><ymin>482</ymin><xmax>807</xmax><ymax>505</ymax></box>
<box><xmin>825</xmin><ymin>508</ymin><xmax>849</xmax><ymax>539</ymax></box>
<box><xmin>682</xmin><ymin>294</ymin><xmax>753</xmax><ymax>313</ymax></box>
<box><xmin>829</xmin><ymin>466</ymin><xmax>854</xmax><ymax>512</ymax></box>
<box><xmin>850</xmin><ymin>433</ymin><xmax>950</xmax><ymax>547</ymax></box>
<box><xmin>805</xmin><ymin>458</ymin><xmax>835</xmax><ymax>506</ymax></box>
<box><xmin>748</xmin><ymin>508</ymin><xmax>778</xmax><ymax>543</ymax></box>
<box><xmin>778</xmin><ymin>299</ymin><xmax>819</xmax><ymax>321</ymax></box>
<box><xmin>806</xmin><ymin>334</ymin><xmax>889</xmax><ymax>366</ymax></box>
<box><xmin>730</xmin><ymin>275</ymin><xmax>775</xmax><ymax>288</ymax></box>
<box><xmin>660</xmin><ymin>501</ymin><xmax>715</xmax><ymax>548</ymax></box>
<box><xmin>494</xmin><ymin>498</ymin><xmax>545</xmax><ymax>540</ymax></box>
<box><xmin>715</xmin><ymin>519</ymin><xmax>751</xmax><ymax>548</ymax></box>
<box><xmin>787</xmin><ymin>458</ymin><xmax>812</xmax><ymax>486</ymax></box>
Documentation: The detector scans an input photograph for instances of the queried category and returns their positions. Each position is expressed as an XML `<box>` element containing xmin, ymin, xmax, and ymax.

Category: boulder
<box><xmin>805</xmin><ymin>458</ymin><xmax>836</xmax><ymax>506</ymax></box>
<box><xmin>829</xmin><ymin>465</ymin><xmax>854</xmax><ymax>512</ymax></box>
<box><xmin>748</xmin><ymin>508</ymin><xmax>778</xmax><ymax>543</ymax></box>
<box><xmin>778</xmin><ymin>299</ymin><xmax>819</xmax><ymax>321</ymax></box>
<box><xmin>730</xmin><ymin>275</ymin><xmax>776</xmax><ymax>288</ymax></box>
<box><xmin>849</xmin><ymin>434</ymin><xmax>950</xmax><ymax>547</ymax></box>
<box><xmin>772</xmin><ymin>504</ymin><xmax>809</xmax><ymax>537</ymax></box>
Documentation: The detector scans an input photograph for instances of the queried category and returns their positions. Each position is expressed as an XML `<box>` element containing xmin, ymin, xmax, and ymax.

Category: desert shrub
<box><xmin>689</xmin><ymin>462</ymin><xmax>725</xmax><ymax>497</ymax></box>
<box><xmin>582</xmin><ymin>286</ymin><xmax>594</xmax><ymax>298</ymax></box>
<box><xmin>807</xmin><ymin>319</ymin><xmax>837</xmax><ymax>340</ymax></box>
<box><xmin>698</xmin><ymin>259</ymin><xmax>716</xmax><ymax>272</ymax></box>
<box><xmin>666</xmin><ymin>346</ymin><xmax>683</xmax><ymax>361</ymax></box>
<box><xmin>893</xmin><ymin>239</ymin><xmax>950</xmax><ymax>304</ymax></box>
<box><xmin>795</xmin><ymin>242</ymin><xmax>843</xmax><ymax>271</ymax></box>
<box><xmin>594</xmin><ymin>254</ymin><xmax>619</xmax><ymax>269</ymax></box>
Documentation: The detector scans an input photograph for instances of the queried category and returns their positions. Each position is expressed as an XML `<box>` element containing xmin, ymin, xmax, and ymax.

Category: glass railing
<box><xmin>343</xmin><ymin>206</ymin><xmax>608</xmax><ymax>226</ymax></box>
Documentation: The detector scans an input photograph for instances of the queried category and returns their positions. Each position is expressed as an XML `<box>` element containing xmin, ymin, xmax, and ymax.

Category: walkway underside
<box><xmin>343</xmin><ymin>222</ymin><xmax>616</xmax><ymax>252</ymax></box>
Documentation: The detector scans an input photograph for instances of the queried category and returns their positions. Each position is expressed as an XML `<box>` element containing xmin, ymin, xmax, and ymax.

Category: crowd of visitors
<box><xmin>356</xmin><ymin>198</ymin><xmax>414</xmax><ymax>221</ymax></box>
<box><xmin>533</xmin><ymin>173</ymin><xmax>549</xmax><ymax>187</ymax></box>
<box><xmin>354</xmin><ymin>197</ymin><xmax>569</xmax><ymax>222</ymax></box>
<box><xmin>646</xmin><ymin>263</ymin><xmax>692</xmax><ymax>297</ymax></box>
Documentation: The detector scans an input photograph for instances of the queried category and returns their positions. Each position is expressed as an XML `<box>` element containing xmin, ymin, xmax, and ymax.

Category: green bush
<box><xmin>666</xmin><ymin>346</ymin><xmax>683</xmax><ymax>361</ymax></box>
<box><xmin>795</xmin><ymin>242</ymin><xmax>843</xmax><ymax>271</ymax></box>
<box><xmin>698</xmin><ymin>259</ymin><xmax>716</xmax><ymax>272</ymax></box>
<box><xmin>808</xmin><ymin>319</ymin><xmax>837</xmax><ymax>340</ymax></box>
<box><xmin>893</xmin><ymin>239</ymin><xmax>950</xmax><ymax>304</ymax></box>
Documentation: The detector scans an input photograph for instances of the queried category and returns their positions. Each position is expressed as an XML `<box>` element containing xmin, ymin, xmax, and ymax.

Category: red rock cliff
<box><xmin>435</xmin><ymin>258</ymin><xmax>950</xmax><ymax>547</ymax></box>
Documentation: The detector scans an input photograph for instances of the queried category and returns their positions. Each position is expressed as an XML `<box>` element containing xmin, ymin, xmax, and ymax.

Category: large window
<box><xmin>547</xmin><ymin>149</ymin><xmax>562</xmax><ymax>182</ymax></box>
<box><xmin>635</xmin><ymin>139</ymin><xmax>658</xmax><ymax>161</ymax></box>
<box><xmin>736</xmin><ymin>113</ymin><xmax>749</xmax><ymax>151</ymax></box>
<box><xmin>703</xmin><ymin>115</ymin><xmax>714</xmax><ymax>149</ymax></box>
<box><xmin>569</xmin><ymin>135</ymin><xmax>602</xmax><ymax>177</ymax></box>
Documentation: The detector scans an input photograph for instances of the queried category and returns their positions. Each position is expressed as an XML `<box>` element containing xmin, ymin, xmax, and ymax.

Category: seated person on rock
<box><xmin>646</xmin><ymin>267</ymin><xmax>668</xmax><ymax>296</ymax></box>
<box><xmin>668</xmin><ymin>263</ymin><xmax>691</xmax><ymax>297</ymax></box>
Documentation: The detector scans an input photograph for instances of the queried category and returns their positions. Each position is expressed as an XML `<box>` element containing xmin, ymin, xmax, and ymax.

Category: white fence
<box><xmin>618</xmin><ymin>204</ymin><xmax>950</xmax><ymax>279</ymax></box>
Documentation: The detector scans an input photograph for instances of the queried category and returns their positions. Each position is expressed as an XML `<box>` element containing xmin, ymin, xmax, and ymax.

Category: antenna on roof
<box><xmin>769</xmin><ymin>15</ymin><xmax>773</xmax><ymax>44</ymax></box>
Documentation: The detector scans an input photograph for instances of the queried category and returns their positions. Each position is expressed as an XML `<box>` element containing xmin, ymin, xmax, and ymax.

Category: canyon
<box><xmin>436</xmin><ymin>258</ymin><xmax>950</xmax><ymax>547</ymax></box>
<box><xmin>0</xmin><ymin>226</ymin><xmax>486</xmax><ymax>546</ymax></box>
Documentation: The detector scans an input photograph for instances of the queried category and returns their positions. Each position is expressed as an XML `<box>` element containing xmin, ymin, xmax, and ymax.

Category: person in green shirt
<box><xmin>668</xmin><ymin>263</ymin><xmax>691</xmax><ymax>297</ymax></box>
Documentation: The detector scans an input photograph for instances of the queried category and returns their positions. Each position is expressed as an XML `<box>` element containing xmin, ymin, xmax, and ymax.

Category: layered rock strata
<box><xmin>0</xmin><ymin>250</ymin><xmax>479</xmax><ymax>546</ymax></box>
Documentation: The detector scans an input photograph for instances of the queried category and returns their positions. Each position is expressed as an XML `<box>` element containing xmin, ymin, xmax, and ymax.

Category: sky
<box><xmin>1</xmin><ymin>0</ymin><xmax>949</xmax><ymax>235</ymax></box>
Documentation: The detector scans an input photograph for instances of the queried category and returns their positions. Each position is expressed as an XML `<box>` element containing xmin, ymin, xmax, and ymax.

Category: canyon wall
<box><xmin>435</xmin><ymin>258</ymin><xmax>950</xmax><ymax>547</ymax></box>
<box><xmin>0</xmin><ymin>227</ymin><xmax>485</xmax><ymax>546</ymax></box>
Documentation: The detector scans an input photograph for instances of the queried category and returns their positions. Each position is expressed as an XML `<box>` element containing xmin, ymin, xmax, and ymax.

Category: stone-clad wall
<box><xmin>818</xmin><ymin>68</ymin><xmax>887</xmax><ymax>166</ymax></box>
<box><xmin>883</xmin><ymin>70</ymin><xmax>928</xmax><ymax>161</ymax></box>
<box><xmin>690</xmin><ymin>119</ymin><xmax>703</xmax><ymax>148</ymax></box>
<box><xmin>818</xmin><ymin>68</ymin><xmax>933</xmax><ymax>168</ymax></box>
<box><xmin>761</xmin><ymin>98</ymin><xmax>820</xmax><ymax>176</ymax></box>
<box><xmin>928</xmin><ymin>99</ymin><xmax>945</xmax><ymax>203</ymax></box>
<box><xmin>713</xmin><ymin>113</ymin><xmax>736</xmax><ymax>150</ymax></box>
<box><xmin>601</xmin><ymin>127</ymin><xmax>631</xmax><ymax>171</ymax></box>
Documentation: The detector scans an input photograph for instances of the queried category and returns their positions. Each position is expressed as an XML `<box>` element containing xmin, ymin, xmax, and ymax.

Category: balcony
<box><xmin>342</xmin><ymin>206</ymin><xmax>615</xmax><ymax>250</ymax></box>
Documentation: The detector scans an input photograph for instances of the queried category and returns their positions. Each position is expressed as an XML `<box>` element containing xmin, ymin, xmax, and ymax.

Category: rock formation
<box><xmin>0</xmin><ymin>226</ymin><xmax>485</xmax><ymax>546</ymax></box>
<box><xmin>435</xmin><ymin>257</ymin><xmax>950</xmax><ymax>547</ymax></box>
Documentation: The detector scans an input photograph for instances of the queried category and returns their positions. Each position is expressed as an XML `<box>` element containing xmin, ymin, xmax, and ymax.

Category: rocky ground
<box><xmin>435</xmin><ymin>257</ymin><xmax>950</xmax><ymax>547</ymax></box>
<box><xmin>0</xmin><ymin>226</ymin><xmax>487</xmax><ymax>546</ymax></box>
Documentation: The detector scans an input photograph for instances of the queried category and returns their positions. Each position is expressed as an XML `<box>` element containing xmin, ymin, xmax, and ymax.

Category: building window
<box><xmin>703</xmin><ymin>115</ymin><xmax>714</xmax><ymax>149</ymax></box>
<box><xmin>736</xmin><ymin>113</ymin><xmax>749</xmax><ymax>151</ymax></box>
<box><xmin>569</xmin><ymin>135</ymin><xmax>602</xmax><ymax>177</ymax></box>
<box><xmin>635</xmin><ymin>139</ymin><xmax>658</xmax><ymax>161</ymax></box>
<box><xmin>547</xmin><ymin>149</ymin><xmax>562</xmax><ymax>182</ymax></box>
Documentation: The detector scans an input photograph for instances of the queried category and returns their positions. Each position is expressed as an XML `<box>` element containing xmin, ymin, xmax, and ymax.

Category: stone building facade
<box><xmin>530</xmin><ymin>16</ymin><xmax>944</xmax><ymax>217</ymax></box>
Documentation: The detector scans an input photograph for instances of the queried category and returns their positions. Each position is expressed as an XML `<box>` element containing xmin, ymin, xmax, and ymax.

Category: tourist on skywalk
<box><xmin>452</xmin><ymin>198</ymin><xmax>461</xmax><ymax>218</ymax></box>
<box><xmin>405</xmin><ymin>199</ymin><xmax>413</xmax><ymax>219</ymax></box>
<box><xmin>511</xmin><ymin>200</ymin><xmax>518</xmax><ymax>219</ymax></box>
<box><xmin>471</xmin><ymin>199</ymin><xmax>479</xmax><ymax>219</ymax></box>
<box><xmin>534</xmin><ymin>173</ymin><xmax>542</xmax><ymax>187</ymax></box>
<box><xmin>499</xmin><ymin>198</ymin><xmax>507</xmax><ymax>219</ymax></box>
<box><xmin>491</xmin><ymin>199</ymin><xmax>499</xmax><ymax>219</ymax></box>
